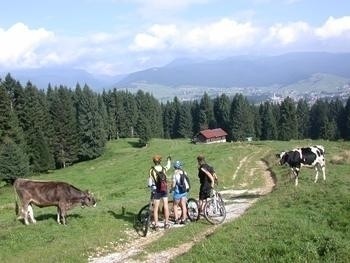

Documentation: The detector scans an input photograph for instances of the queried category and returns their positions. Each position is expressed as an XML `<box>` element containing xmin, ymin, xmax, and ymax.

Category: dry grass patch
<box><xmin>330</xmin><ymin>150</ymin><xmax>350</xmax><ymax>164</ymax></box>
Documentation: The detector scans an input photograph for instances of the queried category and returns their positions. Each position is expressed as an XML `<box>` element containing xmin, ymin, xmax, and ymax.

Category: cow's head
<box><xmin>276</xmin><ymin>151</ymin><xmax>288</xmax><ymax>165</ymax></box>
<box><xmin>81</xmin><ymin>191</ymin><xmax>97</xmax><ymax>208</ymax></box>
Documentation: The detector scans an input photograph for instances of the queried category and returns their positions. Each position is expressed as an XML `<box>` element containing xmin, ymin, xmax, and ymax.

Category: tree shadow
<box><xmin>107</xmin><ymin>210</ymin><xmax>136</xmax><ymax>224</ymax></box>
<box><xmin>127</xmin><ymin>140</ymin><xmax>142</xmax><ymax>148</ymax></box>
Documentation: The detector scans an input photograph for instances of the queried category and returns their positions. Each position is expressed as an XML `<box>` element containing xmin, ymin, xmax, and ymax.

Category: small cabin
<box><xmin>194</xmin><ymin>128</ymin><xmax>228</xmax><ymax>144</ymax></box>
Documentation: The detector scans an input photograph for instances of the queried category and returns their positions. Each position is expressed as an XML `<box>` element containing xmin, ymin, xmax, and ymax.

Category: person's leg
<box><xmin>180</xmin><ymin>197</ymin><xmax>187</xmax><ymax>222</ymax></box>
<box><xmin>173</xmin><ymin>198</ymin><xmax>180</xmax><ymax>223</ymax></box>
<box><xmin>153</xmin><ymin>199</ymin><xmax>160</xmax><ymax>228</ymax></box>
<box><xmin>162</xmin><ymin>197</ymin><xmax>170</xmax><ymax>227</ymax></box>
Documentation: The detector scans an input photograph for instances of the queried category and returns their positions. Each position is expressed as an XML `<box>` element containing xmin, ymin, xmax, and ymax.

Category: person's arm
<box><xmin>164</xmin><ymin>156</ymin><xmax>171</xmax><ymax>171</ymax></box>
<box><xmin>170</xmin><ymin>173</ymin><xmax>176</xmax><ymax>193</ymax></box>
<box><xmin>200</xmin><ymin>167</ymin><xmax>215</xmax><ymax>187</ymax></box>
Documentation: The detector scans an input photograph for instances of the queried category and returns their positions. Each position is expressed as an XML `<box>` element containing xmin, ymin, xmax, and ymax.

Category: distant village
<box><xmin>173</xmin><ymin>82</ymin><xmax>350</xmax><ymax>105</ymax></box>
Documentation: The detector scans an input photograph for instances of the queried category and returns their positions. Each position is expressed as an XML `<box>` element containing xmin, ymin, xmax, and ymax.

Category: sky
<box><xmin>1</xmin><ymin>0</ymin><xmax>350</xmax><ymax>76</ymax></box>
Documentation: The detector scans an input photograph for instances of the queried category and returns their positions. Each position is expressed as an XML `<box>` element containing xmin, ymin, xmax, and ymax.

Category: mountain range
<box><xmin>2</xmin><ymin>52</ymin><xmax>350</xmax><ymax>101</ymax></box>
<box><xmin>117</xmin><ymin>52</ymin><xmax>350</xmax><ymax>88</ymax></box>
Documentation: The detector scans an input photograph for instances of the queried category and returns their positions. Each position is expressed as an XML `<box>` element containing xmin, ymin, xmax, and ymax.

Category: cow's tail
<box><xmin>15</xmin><ymin>198</ymin><xmax>19</xmax><ymax>217</ymax></box>
<box><xmin>8</xmin><ymin>177</ymin><xmax>21</xmax><ymax>217</ymax></box>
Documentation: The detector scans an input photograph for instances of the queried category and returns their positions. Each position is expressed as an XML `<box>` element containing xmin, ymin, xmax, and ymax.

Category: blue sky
<box><xmin>1</xmin><ymin>0</ymin><xmax>350</xmax><ymax>76</ymax></box>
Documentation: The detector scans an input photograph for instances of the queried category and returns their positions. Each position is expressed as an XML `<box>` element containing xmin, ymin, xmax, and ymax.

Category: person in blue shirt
<box><xmin>171</xmin><ymin>160</ymin><xmax>189</xmax><ymax>224</ymax></box>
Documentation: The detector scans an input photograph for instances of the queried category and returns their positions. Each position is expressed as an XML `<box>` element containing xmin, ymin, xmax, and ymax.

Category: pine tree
<box><xmin>0</xmin><ymin>137</ymin><xmax>29</xmax><ymax>180</ymax></box>
<box><xmin>213</xmin><ymin>94</ymin><xmax>231</xmax><ymax>133</ymax></box>
<box><xmin>190</xmin><ymin>101</ymin><xmax>201</xmax><ymax>135</ymax></box>
<box><xmin>278</xmin><ymin>97</ymin><xmax>298</xmax><ymax>141</ymax></box>
<box><xmin>17</xmin><ymin>82</ymin><xmax>53</xmax><ymax>172</ymax></box>
<box><xmin>252</xmin><ymin>105</ymin><xmax>262</xmax><ymax>140</ymax></box>
<box><xmin>309</xmin><ymin>99</ymin><xmax>330</xmax><ymax>140</ymax></box>
<box><xmin>177</xmin><ymin>101</ymin><xmax>193</xmax><ymax>138</ymax></box>
<box><xmin>342</xmin><ymin>97</ymin><xmax>350</xmax><ymax>140</ymax></box>
<box><xmin>162</xmin><ymin>102</ymin><xmax>175</xmax><ymax>139</ymax></box>
<box><xmin>296</xmin><ymin>99</ymin><xmax>310</xmax><ymax>139</ymax></box>
<box><xmin>328</xmin><ymin>99</ymin><xmax>344</xmax><ymax>140</ymax></box>
<box><xmin>135</xmin><ymin>90</ymin><xmax>163</xmax><ymax>138</ymax></box>
<box><xmin>198</xmin><ymin>92</ymin><xmax>215</xmax><ymax>129</ymax></box>
<box><xmin>47</xmin><ymin>86</ymin><xmax>79</xmax><ymax>168</ymax></box>
<box><xmin>102</xmin><ymin>90</ymin><xmax>116</xmax><ymax>140</ymax></box>
<box><xmin>74</xmin><ymin>84</ymin><xmax>106</xmax><ymax>161</ymax></box>
<box><xmin>123</xmin><ymin>91</ymin><xmax>139</xmax><ymax>137</ymax></box>
<box><xmin>259</xmin><ymin>101</ymin><xmax>278</xmax><ymax>140</ymax></box>
<box><xmin>0</xmin><ymin>83</ymin><xmax>29</xmax><ymax>179</ymax></box>
<box><xmin>171</xmin><ymin>97</ymin><xmax>182</xmax><ymax>138</ymax></box>
<box><xmin>136</xmin><ymin>113</ymin><xmax>151</xmax><ymax>146</ymax></box>
<box><xmin>229</xmin><ymin>94</ymin><xmax>254</xmax><ymax>141</ymax></box>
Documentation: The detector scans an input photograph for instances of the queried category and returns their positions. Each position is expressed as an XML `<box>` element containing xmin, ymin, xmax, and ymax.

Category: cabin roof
<box><xmin>199</xmin><ymin>128</ymin><xmax>228</xmax><ymax>139</ymax></box>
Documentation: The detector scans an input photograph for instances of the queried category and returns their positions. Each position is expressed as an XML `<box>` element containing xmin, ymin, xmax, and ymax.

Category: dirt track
<box><xmin>89</xmin><ymin>160</ymin><xmax>275</xmax><ymax>263</ymax></box>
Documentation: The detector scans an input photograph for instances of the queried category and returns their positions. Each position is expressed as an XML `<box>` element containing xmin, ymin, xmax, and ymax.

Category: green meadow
<box><xmin>0</xmin><ymin>139</ymin><xmax>349</xmax><ymax>263</ymax></box>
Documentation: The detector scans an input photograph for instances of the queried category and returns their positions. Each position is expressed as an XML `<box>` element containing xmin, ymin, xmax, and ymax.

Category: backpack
<box><xmin>152</xmin><ymin>167</ymin><xmax>168</xmax><ymax>192</ymax></box>
<box><xmin>177</xmin><ymin>171</ymin><xmax>190</xmax><ymax>194</ymax></box>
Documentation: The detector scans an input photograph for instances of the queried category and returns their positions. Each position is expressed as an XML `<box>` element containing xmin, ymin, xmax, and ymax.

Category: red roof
<box><xmin>199</xmin><ymin>128</ymin><xmax>228</xmax><ymax>139</ymax></box>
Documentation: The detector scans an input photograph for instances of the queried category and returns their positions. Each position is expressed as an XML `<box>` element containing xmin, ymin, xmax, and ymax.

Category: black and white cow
<box><xmin>276</xmin><ymin>145</ymin><xmax>326</xmax><ymax>186</ymax></box>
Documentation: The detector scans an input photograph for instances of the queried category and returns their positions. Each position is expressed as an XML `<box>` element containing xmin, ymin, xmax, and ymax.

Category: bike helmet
<box><xmin>173</xmin><ymin>160</ymin><xmax>182</xmax><ymax>169</ymax></box>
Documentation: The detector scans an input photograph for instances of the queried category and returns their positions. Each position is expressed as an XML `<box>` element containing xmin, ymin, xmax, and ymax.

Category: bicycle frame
<box><xmin>203</xmin><ymin>188</ymin><xmax>226</xmax><ymax>225</ymax></box>
<box><xmin>136</xmin><ymin>191</ymin><xmax>199</xmax><ymax>236</ymax></box>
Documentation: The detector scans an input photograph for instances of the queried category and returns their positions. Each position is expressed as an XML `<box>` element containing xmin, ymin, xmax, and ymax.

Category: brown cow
<box><xmin>13</xmin><ymin>178</ymin><xmax>96</xmax><ymax>225</ymax></box>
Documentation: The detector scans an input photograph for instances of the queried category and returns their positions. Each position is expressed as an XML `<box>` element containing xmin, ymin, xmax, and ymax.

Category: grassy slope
<box><xmin>175</xmin><ymin>140</ymin><xmax>350</xmax><ymax>263</ymax></box>
<box><xmin>0</xmin><ymin>138</ymin><xmax>266</xmax><ymax>262</ymax></box>
<box><xmin>0</xmin><ymin>139</ymin><xmax>349</xmax><ymax>262</ymax></box>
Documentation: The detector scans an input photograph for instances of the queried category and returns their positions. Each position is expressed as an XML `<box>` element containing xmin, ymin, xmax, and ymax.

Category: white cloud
<box><xmin>315</xmin><ymin>16</ymin><xmax>350</xmax><ymax>39</ymax></box>
<box><xmin>182</xmin><ymin>18</ymin><xmax>259</xmax><ymax>50</ymax></box>
<box><xmin>130</xmin><ymin>24</ymin><xmax>178</xmax><ymax>51</ymax></box>
<box><xmin>130</xmin><ymin>18</ymin><xmax>259</xmax><ymax>52</ymax></box>
<box><xmin>136</xmin><ymin>0</ymin><xmax>209</xmax><ymax>12</ymax></box>
<box><xmin>0</xmin><ymin>23</ymin><xmax>55</xmax><ymax>68</ymax></box>
<box><xmin>2</xmin><ymin>15</ymin><xmax>350</xmax><ymax>76</ymax></box>
<box><xmin>267</xmin><ymin>21</ymin><xmax>311</xmax><ymax>45</ymax></box>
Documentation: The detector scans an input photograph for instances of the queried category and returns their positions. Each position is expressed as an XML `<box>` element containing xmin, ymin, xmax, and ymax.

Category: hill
<box><xmin>116</xmin><ymin>52</ymin><xmax>350</xmax><ymax>88</ymax></box>
<box><xmin>0</xmin><ymin>139</ymin><xmax>349</xmax><ymax>262</ymax></box>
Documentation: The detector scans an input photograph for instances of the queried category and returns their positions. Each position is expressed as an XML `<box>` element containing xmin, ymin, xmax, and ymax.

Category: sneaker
<box><xmin>174</xmin><ymin>219</ymin><xmax>180</xmax><ymax>225</ymax></box>
<box><xmin>151</xmin><ymin>223</ymin><xmax>159</xmax><ymax>231</ymax></box>
<box><xmin>180</xmin><ymin>220</ymin><xmax>186</xmax><ymax>225</ymax></box>
<box><xmin>164</xmin><ymin>223</ymin><xmax>171</xmax><ymax>229</ymax></box>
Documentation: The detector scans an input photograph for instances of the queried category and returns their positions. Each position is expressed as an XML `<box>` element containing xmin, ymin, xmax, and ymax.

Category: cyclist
<box><xmin>197</xmin><ymin>155</ymin><xmax>217</xmax><ymax>215</ymax></box>
<box><xmin>171</xmin><ymin>160</ymin><xmax>189</xmax><ymax>225</ymax></box>
<box><xmin>148</xmin><ymin>154</ymin><xmax>171</xmax><ymax>230</ymax></box>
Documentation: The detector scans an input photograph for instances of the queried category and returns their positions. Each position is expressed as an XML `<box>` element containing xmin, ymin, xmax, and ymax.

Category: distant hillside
<box><xmin>116</xmin><ymin>52</ymin><xmax>350</xmax><ymax>88</ymax></box>
<box><xmin>1</xmin><ymin>67</ymin><xmax>125</xmax><ymax>91</ymax></box>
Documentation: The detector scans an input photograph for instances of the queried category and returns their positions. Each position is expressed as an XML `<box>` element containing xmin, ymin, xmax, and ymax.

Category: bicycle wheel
<box><xmin>137</xmin><ymin>204</ymin><xmax>151</xmax><ymax>237</ymax></box>
<box><xmin>187</xmin><ymin>198</ymin><xmax>200</xmax><ymax>221</ymax></box>
<box><xmin>204</xmin><ymin>198</ymin><xmax>226</xmax><ymax>225</ymax></box>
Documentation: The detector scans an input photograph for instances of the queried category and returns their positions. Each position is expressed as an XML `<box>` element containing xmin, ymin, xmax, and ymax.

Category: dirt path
<box><xmin>89</xmin><ymin>160</ymin><xmax>275</xmax><ymax>263</ymax></box>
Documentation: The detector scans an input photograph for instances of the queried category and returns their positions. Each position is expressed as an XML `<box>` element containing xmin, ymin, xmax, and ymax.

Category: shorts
<box><xmin>154</xmin><ymin>191</ymin><xmax>168</xmax><ymax>200</ymax></box>
<box><xmin>173</xmin><ymin>192</ymin><xmax>187</xmax><ymax>201</ymax></box>
<box><xmin>199</xmin><ymin>185</ymin><xmax>212</xmax><ymax>200</ymax></box>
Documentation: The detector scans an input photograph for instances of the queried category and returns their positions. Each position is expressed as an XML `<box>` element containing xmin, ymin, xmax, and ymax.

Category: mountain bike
<box><xmin>203</xmin><ymin>188</ymin><xmax>226</xmax><ymax>225</ymax></box>
<box><xmin>136</xmin><ymin>190</ymin><xmax>154</xmax><ymax>237</ymax></box>
<box><xmin>136</xmin><ymin>192</ymin><xmax>199</xmax><ymax>236</ymax></box>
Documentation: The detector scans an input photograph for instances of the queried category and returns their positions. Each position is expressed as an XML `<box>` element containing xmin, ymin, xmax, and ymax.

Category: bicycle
<box><xmin>136</xmin><ymin>190</ymin><xmax>154</xmax><ymax>237</ymax></box>
<box><xmin>136</xmin><ymin>191</ymin><xmax>199</xmax><ymax>237</ymax></box>
<box><xmin>203</xmin><ymin>188</ymin><xmax>226</xmax><ymax>225</ymax></box>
